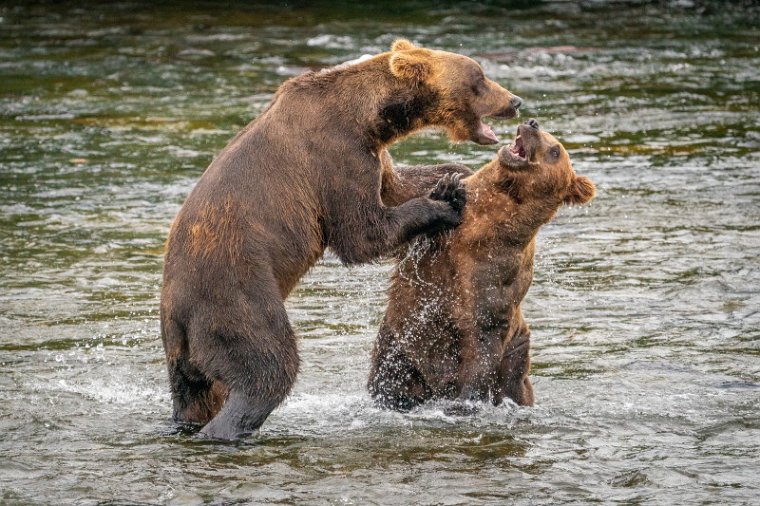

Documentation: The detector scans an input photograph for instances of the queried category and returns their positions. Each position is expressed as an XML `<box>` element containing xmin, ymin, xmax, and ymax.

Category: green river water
<box><xmin>1</xmin><ymin>1</ymin><xmax>759</xmax><ymax>504</ymax></box>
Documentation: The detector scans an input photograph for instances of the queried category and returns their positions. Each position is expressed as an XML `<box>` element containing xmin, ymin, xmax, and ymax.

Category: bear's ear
<box><xmin>389</xmin><ymin>51</ymin><xmax>431</xmax><ymax>84</ymax></box>
<box><xmin>563</xmin><ymin>175</ymin><xmax>596</xmax><ymax>205</ymax></box>
<box><xmin>391</xmin><ymin>39</ymin><xmax>417</xmax><ymax>52</ymax></box>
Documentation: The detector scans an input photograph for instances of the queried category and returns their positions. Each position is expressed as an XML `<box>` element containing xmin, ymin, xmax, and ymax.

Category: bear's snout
<box><xmin>488</xmin><ymin>94</ymin><xmax>523</xmax><ymax>120</ymax></box>
<box><xmin>510</xmin><ymin>96</ymin><xmax>523</xmax><ymax>111</ymax></box>
<box><xmin>526</xmin><ymin>118</ymin><xmax>539</xmax><ymax>130</ymax></box>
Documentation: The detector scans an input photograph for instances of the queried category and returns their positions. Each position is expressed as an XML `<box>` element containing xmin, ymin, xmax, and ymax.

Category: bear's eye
<box><xmin>550</xmin><ymin>146</ymin><xmax>560</xmax><ymax>159</ymax></box>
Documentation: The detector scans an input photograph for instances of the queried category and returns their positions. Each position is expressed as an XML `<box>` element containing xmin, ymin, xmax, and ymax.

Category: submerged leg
<box><xmin>498</xmin><ymin>334</ymin><xmax>533</xmax><ymax>406</ymax></box>
<box><xmin>368</xmin><ymin>324</ymin><xmax>429</xmax><ymax>411</ymax></box>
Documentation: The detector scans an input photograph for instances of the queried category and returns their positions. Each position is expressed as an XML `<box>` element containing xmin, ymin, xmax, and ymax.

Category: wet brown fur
<box><xmin>368</xmin><ymin>122</ymin><xmax>596</xmax><ymax>410</ymax></box>
<box><xmin>160</xmin><ymin>40</ymin><xmax>521</xmax><ymax>439</ymax></box>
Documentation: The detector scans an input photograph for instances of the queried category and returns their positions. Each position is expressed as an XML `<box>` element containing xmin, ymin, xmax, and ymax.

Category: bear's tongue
<box><xmin>477</xmin><ymin>121</ymin><xmax>499</xmax><ymax>145</ymax></box>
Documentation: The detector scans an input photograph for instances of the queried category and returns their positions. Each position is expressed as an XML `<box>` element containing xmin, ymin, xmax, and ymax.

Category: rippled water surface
<box><xmin>1</xmin><ymin>1</ymin><xmax>759</xmax><ymax>504</ymax></box>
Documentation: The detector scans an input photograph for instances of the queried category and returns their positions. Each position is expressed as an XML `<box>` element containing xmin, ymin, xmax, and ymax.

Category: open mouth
<box><xmin>509</xmin><ymin>133</ymin><xmax>527</xmax><ymax>161</ymax></box>
<box><xmin>499</xmin><ymin>128</ymin><xmax>533</xmax><ymax>168</ymax></box>
<box><xmin>476</xmin><ymin>120</ymin><xmax>499</xmax><ymax>144</ymax></box>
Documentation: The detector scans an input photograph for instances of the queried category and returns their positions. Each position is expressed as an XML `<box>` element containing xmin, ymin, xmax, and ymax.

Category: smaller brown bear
<box><xmin>369</xmin><ymin>119</ymin><xmax>596</xmax><ymax>410</ymax></box>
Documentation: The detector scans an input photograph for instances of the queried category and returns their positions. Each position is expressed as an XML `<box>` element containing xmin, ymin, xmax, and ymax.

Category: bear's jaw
<box><xmin>498</xmin><ymin>122</ymin><xmax>551</xmax><ymax>171</ymax></box>
<box><xmin>499</xmin><ymin>135</ymin><xmax>532</xmax><ymax>169</ymax></box>
<box><xmin>472</xmin><ymin>101</ymin><xmax>522</xmax><ymax>145</ymax></box>
<box><xmin>510</xmin><ymin>134</ymin><xmax>527</xmax><ymax>160</ymax></box>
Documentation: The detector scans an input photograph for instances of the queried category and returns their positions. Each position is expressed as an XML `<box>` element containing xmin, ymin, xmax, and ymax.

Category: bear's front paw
<box><xmin>429</xmin><ymin>173</ymin><xmax>467</xmax><ymax>215</ymax></box>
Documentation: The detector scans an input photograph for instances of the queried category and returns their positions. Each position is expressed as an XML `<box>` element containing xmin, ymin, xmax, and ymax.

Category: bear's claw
<box><xmin>429</xmin><ymin>173</ymin><xmax>467</xmax><ymax>215</ymax></box>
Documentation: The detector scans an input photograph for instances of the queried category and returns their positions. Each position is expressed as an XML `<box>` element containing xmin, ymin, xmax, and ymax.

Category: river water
<box><xmin>1</xmin><ymin>1</ymin><xmax>759</xmax><ymax>504</ymax></box>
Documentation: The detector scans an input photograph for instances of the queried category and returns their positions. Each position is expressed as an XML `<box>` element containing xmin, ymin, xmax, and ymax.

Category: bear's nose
<box><xmin>510</xmin><ymin>95</ymin><xmax>523</xmax><ymax>110</ymax></box>
<box><xmin>526</xmin><ymin>118</ymin><xmax>539</xmax><ymax>130</ymax></box>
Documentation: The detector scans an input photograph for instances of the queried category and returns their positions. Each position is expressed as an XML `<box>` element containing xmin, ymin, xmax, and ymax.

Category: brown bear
<box><xmin>160</xmin><ymin>39</ymin><xmax>523</xmax><ymax>439</ymax></box>
<box><xmin>368</xmin><ymin>119</ymin><xmax>596</xmax><ymax>410</ymax></box>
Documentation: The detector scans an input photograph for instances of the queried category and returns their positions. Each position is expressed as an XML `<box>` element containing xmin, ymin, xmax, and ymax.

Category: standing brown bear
<box><xmin>160</xmin><ymin>39</ymin><xmax>522</xmax><ymax>439</ymax></box>
<box><xmin>368</xmin><ymin>119</ymin><xmax>596</xmax><ymax>410</ymax></box>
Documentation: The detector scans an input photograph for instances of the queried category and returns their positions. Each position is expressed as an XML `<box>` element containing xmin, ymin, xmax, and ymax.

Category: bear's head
<box><xmin>497</xmin><ymin>118</ymin><xmax>596</xmax><ymax>206</ymax></box>
<box><xmin>388</xmin><ymin>39</ymin><xmax>522</xmax><ymax>145</ymax></box>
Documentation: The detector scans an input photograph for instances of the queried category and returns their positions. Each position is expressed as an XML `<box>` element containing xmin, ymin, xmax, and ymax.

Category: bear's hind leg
<box><xmin>162</xmin><ymin>316</ymin><xmax>227</xmax><ymax>426</ymax></box>
<box><xmin>498</xmin><ymin>334</ymin><xmax>534</xmax><ymax>407</ymax></box>
<box><xmin>168</xmin><ymin>355</ymin><xmax>228</xmax><ymax>425</ymax></box>
<box><xmin>197</xmin><ymin>294</ymin><xmax>299</xmax><ymax>440</ymax></box>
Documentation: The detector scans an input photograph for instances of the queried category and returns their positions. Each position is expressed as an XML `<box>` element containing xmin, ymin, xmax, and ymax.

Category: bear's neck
<box><xmin>274</xmin><ymin>55</ymin><xmax>440</xmax><ymax>150</ymax></box>
<box><xmin>467</xmin><ymin>163</ymin><xmax>563</xmax><ymax>247</ymax></box>
<box><xmin>373</xmin><ymin>86</ymin><xmax>439</xmax><ymax>146</ymax></box>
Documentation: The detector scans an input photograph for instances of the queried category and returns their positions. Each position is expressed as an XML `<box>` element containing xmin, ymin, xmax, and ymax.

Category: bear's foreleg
<box><xmin>329</xmin><ymin>172</ymin><xmax>467</xmax><ymax>264</ymax></box>
<box><xmin>381</xmin><ymin>163</ymin><xmax>474</xmax><ymax>207</ymax></box>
